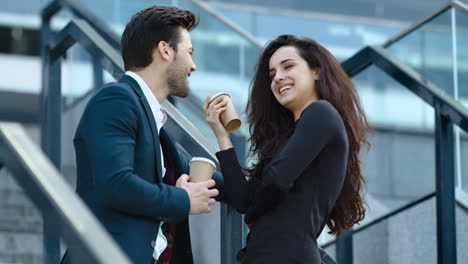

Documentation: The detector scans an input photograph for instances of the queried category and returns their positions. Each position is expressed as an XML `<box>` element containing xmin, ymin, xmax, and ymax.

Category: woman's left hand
<box><xmin>203</xmin><ymin>95</ymin><xmax>229</xmax><ymax>139</ymax></box>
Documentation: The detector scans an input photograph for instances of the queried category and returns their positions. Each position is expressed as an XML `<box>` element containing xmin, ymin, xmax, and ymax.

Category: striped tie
<box><xmin>160</xmin><ymin>108</ymin><xmax>167</xmax><ymax>124</ymax></box>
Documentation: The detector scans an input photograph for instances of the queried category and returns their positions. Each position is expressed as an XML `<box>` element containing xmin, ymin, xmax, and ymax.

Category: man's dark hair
<box><xmin>121</xmin><ymin>6</ymin><xmax>198</xmax><ymax>71</ymax></box>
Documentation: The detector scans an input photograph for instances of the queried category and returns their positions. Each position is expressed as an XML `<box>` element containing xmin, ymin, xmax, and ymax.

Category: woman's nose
<box><xmin>274</xmin><ymin>72</ymin><xmax>284</xmax><ymax>82</ymax></box>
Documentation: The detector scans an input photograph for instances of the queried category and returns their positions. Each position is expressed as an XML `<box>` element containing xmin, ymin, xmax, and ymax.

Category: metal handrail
<box><xmin>323</xmin><ymin>43</ymin><xmax>468</xmax><ymax>260</ymax></box>
<box><xmin>0</xmin><ymin>122</ymin><xmax>131</xmax><ymax>264</ymax></box>
<box><xmin>323</xmin><ymin>188</ymin><xmax>468</xmax><ymax>249</ymax></box>
<box><xmin>383</xmin><ymin>0</ymin><xmax>468</xmax><ymax>48</ymax></box>
<box><xmin>342</xmin><ymin>45</ymin><xmax>468</xmax><ymax>132</ymax></box>
<box><xmin>324</xmin><ymin>5</ymin><xmax>468</xmax><ymax>254</ymax></box>
<box><xmin>41</xmin><ymin>0</ymin><xmax>250</xmax><ymax>161</ymax></box>
<box><xmin>40</xmin><ymin>16</ymin><xmax>231</xmax><ymax>263</ymax></box>
<box><xmin>321</xmin><ymin>192</ymin><xmax>436</xmax><ymax>249</ymax></box>
<box><xmin>188</xmin><ymin>0</ymin><xmax>264</xmax><ymax>49</ymax></box>
<box><xmin>49</xmin><ymin>18</ymin><xmax>220</xmax><ymax>161</ymax></box>
<box><xmin>42</xmin><ymin>0</ymin><xmax>120</xmax><ymax>50</ymax></box>
<box><xmin>41</xmin><ymin>0</ymin><xmax>252</xmax><ymax>261</ymax></box>
<box><xmin>38</xmin><ymin>0</ymin><xmax>468</xmax><ymax>262</ymax></box>
<box><xmin>43</xmin><ymin>0</ymin><xmax>265</xmax><ymax>51</ymax></box>
<box><xmin>41</xmin><ymin>0</ymin><xmax>258</xmax><ymax>130</ymax></box>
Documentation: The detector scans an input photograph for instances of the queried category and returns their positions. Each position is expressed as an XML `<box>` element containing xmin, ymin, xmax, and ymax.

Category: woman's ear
<box><xmin>313</xmin><ymin>68</ymin><xmax>320</xmax><ymax>80</ymax></box>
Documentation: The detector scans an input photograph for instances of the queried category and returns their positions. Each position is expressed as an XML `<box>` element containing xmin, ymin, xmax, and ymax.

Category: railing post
<box><xmin>42</xmin><ymin>51</ymin><xmax>62</xmax><ymax>168</ymax></box>
<box><xmin>221</xmin><ymin>131</ymin><xmax>246</xmax><ymax>264</ymax></box>
<box><xmin>92</xmin><ymin>57</ymin><xmax>103</xmax><ymax>91</ymax></box>
<box><xmin>435</xmin><ymin>109</ymin><xmax>457</xmax><ymax>264</ymax></box>
<box><xmin>41</xmin><ymin>13</ymin><xmax>62</xmax><ymax>264</ymax></box>
<box><xmin>336</xmin><ymin>230</ymin><xmax>353</xmax><ymax>264</ymax></box>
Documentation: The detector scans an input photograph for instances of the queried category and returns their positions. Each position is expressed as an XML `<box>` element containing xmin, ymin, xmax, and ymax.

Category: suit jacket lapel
<box><xmin>160</xmin><ymin>129</ymin><xmax>184</xmax><ymax>177</ymax></box>
<box><xmin>120</xmin><ymin>75</ymin><xmax>163</xmax><ymax>181</ymax></box>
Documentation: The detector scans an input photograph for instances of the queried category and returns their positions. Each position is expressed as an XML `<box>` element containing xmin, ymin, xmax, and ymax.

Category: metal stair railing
<box><xmin>0</xmin><ymin>122</ymin><xmax>131</xmax><ymax>264</ymax></box>
<box><xmin>383</xmin><ymin>0</ymin><xmax>468</xmax><ymax>48</ymax></box>
<box><xmin>41</xmin><ymin>0</ymin><xmax>253</xmax><ymax>262</ymax></box>
<box><xmin>41</xmin><ymin>17</ymin><xmax>246</xmax><ymax>263</ymax></box>
<box><xmin>327</xmin><ymin>41</ymin><xmax>468</xmax><ymax>264</ymax></box>
<box><xmin>188</xmin><ymin>0</ymin><xmax>263</xmax><ymax>49</ymax></box>
<box><xmin>41</xmin><ymin>0</ymin><xmax>263</xmax><ymax>111</ymax></box>
<box><xmin>42</xmin><ymin>0</ymin><xmax>120</xmax><ymax>50</ymax></box>
<box><xmin>41</xmin><ymin>0</ymin><xmax>121</xmax><ymax>112</ymax></box>
<box><xmin>38</xmin><ymin>1</ymin><xmax>468</xmax><ymax>264</ymax></box>
<box><xmin>327</xmin><ymin>2</ymin><xmax>468</xmax><ymax>262</ymax></box>
<box><xmin>342</xmin><ymin>46</ymin><xmax>468</xmax><ymax>131</ymax></box>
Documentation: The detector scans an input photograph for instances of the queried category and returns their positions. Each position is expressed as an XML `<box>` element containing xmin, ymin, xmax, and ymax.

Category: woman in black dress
<box><xmin>204</xmin><ymin>35</ymin><xmax>370</xmax><ymax>263</ymax></box>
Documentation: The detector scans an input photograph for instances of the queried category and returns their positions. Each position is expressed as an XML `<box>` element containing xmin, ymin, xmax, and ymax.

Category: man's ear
<box><xmin>155</xmin><ymin>41</ymin><xmax>173</xmax><ymax>62</ymax></box>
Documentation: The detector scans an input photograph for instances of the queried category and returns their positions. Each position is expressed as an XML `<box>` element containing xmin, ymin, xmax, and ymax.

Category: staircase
<box><xmin>1</xmin><ymin>0</ymin><xmax>468</xmax><ymax>264</ymax></box>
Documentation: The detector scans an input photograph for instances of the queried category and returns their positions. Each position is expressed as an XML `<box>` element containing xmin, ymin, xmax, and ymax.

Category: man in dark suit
<box><xmin>61</xmin><ymin>6</ymin><xmax>223</xmax><ymax>264</ymax></box>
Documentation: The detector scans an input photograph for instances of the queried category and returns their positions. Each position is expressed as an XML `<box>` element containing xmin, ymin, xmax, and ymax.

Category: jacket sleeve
<box><xmin>78</xmin><ymin>86</ymin><xmax>190</xmax><ymax>222</ymax></box>
<box><xmin>177</xmin><ymin>150</ymin><xmax>226</xmax><ymax>202</ymax></box>
<box><xmin>212</xmin><ymin>170</ymin><xmax>226</xmax><ymax>202</ymax></box>
<box><xmin>245</xmin><ymin>101</ymin><xmax>346</xmax><ymax>224</ymax></box>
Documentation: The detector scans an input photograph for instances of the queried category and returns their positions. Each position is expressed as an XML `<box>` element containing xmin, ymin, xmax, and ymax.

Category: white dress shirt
<box><xmin>125</xmin><ymin>71</ymin><xmax>168</xmax><ymax>260</ymax></box>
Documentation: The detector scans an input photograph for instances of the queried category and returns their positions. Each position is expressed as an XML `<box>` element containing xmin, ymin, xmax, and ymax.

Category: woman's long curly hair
<box><xmin>246</xmin><ymin>35</ymin><xmax>370</xmax><ymax>235</ymax></box>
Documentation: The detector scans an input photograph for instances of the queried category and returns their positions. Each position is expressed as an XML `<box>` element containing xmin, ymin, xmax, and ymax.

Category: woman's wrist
<box><xmin>217</xmin><ymin>134</ymin><xmax>233</xmax><ymax>150</ymax></box>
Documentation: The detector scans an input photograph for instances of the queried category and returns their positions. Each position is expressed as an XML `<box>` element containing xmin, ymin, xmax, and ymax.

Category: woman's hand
<box><xmin>203</xmin><ymin>95</ymin><xmax>229</xmax><ymax>138</ymax></box>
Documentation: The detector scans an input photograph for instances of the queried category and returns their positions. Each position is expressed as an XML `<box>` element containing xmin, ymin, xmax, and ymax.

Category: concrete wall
<box><xmin>0</xmin><ymin>169</ymin><xmax>43</xmax><ymax>264</ymax></box>
<box><xmin>0</xmin><ymin>125</ymin><xmax>43</xmax><ymax>264</ymax></box>
<box><xmin>352</xmin><ymin>199</ymin><xmax>468</xmax><ymax>264</ymax></box>
<box><xmin>362</xmin><ymin>127</ymin><xmax>468</xmax><ymax>208</ymax></box>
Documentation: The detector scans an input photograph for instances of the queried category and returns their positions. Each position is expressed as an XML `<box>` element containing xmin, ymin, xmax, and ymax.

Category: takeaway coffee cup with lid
<box><xmin>209</xmin><ymin>92</ymin><xmax>241</xmax><ymax>132</ymax></box>
<box><xmin>189</xmin><ymin>157</ymin><xmax>216</xmax><ymax>182</ymax></box>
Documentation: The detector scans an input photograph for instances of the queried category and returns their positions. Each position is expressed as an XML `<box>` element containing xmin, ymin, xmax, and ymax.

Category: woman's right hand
<box><xmin>203</xmin><ymin>95</ymin><xmax>229</xmax><ymax>139</ymax></box>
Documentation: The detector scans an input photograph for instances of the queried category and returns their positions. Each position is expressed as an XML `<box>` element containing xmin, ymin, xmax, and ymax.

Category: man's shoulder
<box><xmin>86</xmin><ymin>80</ymin><xmax>138</xmax><ymax>105</ymax></box>
<box><xmin>77</xmin><ymin>81</ymin><xmax>141</xmax><ymax>123</ymax></box>
<box><xmin>75</xmin><ymin>81</ymin><xmax>140</xmax><ymax>135</ymax></box>
<box><xmin>96</xmin><ymin>80</ymin><xmax>134</xmax><ymax>97</ymax></box>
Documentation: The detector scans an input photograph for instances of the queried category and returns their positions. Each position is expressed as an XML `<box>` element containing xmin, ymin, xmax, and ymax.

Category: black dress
<box><xmin>216</xmin><ymin>100</ymin><xmax>349</xmax><ymax>264</ymax></box>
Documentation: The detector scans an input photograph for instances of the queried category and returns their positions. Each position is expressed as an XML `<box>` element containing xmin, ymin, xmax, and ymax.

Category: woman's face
<box><xmin>269</xmin><ymin>46</ymin><xmax>319</xmax><ymax>112</ymax></box>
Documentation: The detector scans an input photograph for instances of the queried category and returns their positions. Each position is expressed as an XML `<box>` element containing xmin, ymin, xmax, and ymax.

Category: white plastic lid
<box><xmin>189</xmin><ymin>157</ymin><xmax>216</xmax><ymax>169</ymax></box>
<box><xmin>209</xmin><ymin>92</ymin><xmax>231</xmax><ymax>103</ymax></box>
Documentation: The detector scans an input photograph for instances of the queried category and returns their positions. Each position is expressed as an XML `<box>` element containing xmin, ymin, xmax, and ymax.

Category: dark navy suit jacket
<box><xmin>62</xmin><ymin>75</ymin><xmax>224</xmax><ymax>264</ymax></box>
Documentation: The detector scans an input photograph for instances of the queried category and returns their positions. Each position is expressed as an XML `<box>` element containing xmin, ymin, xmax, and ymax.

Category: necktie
<box><xmin>158</xmin><ymin>137</ymin><xmax>176</xmax><ymax>264</ymax></box>
<box><xmin>160</xmin><ymin>108</ymin><xmax>167</xmax><ymax>124</ymax></box>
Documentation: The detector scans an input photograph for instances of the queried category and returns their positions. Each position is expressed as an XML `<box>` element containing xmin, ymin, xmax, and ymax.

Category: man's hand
<box><xmin>176</xmin><ymin>174</ymin><xmax>218</xmax><ymax>215</ymax></box>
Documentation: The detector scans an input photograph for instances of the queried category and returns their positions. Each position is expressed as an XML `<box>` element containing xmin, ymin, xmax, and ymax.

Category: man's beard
<box><xmin>167</xmin><ymin>59</ymin><xmax>190</xmax><ymax>98</ymax></box>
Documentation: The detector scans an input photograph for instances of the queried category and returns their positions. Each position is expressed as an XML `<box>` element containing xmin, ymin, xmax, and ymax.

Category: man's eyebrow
<box><xmin>269</xmin><ymin>59</ymin><xmax>293</xmax><ymax>72</ymax></box>
<box><xmin>189</xmin><ymin>47</ymin><xmax>194</xmax><ymax>53</ymax></box>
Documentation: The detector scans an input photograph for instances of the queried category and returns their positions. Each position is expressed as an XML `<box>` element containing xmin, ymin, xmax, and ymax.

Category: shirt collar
<box><xmin>125</xmin><ymin>71</ymin><xmax>166</xmax><ymax>130</ymax></box>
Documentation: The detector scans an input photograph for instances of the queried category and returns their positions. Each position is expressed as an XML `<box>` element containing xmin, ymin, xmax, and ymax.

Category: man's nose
<box><xmin>191</xmin><ymin>62</ymin><xmax>197</xmax><ymax>72</ymax></box>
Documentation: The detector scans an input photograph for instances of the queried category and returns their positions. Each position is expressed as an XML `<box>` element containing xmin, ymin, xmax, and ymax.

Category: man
<box><xmin>61</xmin><ymin>6</ymin><xmax>223</xmax><ymax>264</ymax></box>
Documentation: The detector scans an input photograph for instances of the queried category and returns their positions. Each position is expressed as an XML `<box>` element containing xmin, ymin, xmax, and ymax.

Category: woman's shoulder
<box><xmin>300</xmin><ymin>100</ymin><xmax>341</xmax><ymax>122</ymax></box>
<box><xmin>298</xmin><ymin>100</ymin><xmax>346</xmax><ymax>139</ymax></box>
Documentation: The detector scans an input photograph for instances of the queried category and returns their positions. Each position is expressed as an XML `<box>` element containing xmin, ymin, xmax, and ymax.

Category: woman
<box><xmin>204</xmin><ymin>35</ymin><xmax>369</xmax><ymax>263</ymax></box>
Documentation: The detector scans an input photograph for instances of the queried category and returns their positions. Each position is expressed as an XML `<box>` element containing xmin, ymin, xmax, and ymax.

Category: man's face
<box><xmin>167</xmin><ymin>28</ymin><xmax>197</xmax><ymax>98</ymax></box>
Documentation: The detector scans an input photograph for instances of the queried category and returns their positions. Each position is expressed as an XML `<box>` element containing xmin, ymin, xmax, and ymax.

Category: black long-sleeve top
<box><xmin>216</xmin><ymin>100</ymin><xmax>349</xmax><ymax>264</ymax></box>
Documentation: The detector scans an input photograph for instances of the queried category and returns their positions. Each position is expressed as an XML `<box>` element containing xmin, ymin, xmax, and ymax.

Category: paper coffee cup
<box><xmin>189</xmin><ymin>157</ymin><xmax>216</xmax><ymax>182</ymax></box>
<box><xmin>209</xmin><ymin>92</ymin><xmax>241</xmax><ymax>132</ymax></box>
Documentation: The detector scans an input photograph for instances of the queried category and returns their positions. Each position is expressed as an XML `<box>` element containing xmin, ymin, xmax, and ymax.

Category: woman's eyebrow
<box><xmin>269</xmin><ymin>59</ymin><xmax>294</xmax><ymax>72</ymax></box>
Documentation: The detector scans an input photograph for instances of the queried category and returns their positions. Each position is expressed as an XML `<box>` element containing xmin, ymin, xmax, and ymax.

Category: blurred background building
<box><xmin>0</xmin><ymin>0</ymin><xmax>467</xmax><ymax>263</ymax></box>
